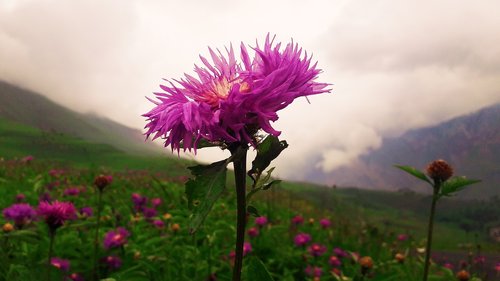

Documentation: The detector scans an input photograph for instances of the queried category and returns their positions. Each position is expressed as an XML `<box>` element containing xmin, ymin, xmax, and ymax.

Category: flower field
<box><xmin>1</xmin><ymin>158</ymin><xmax>498</xmax><ymax>281</ymax></box>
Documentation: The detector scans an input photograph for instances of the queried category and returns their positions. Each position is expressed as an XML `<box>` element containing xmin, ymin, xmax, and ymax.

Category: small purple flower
<box><xmin>305</xmin><ymin>266</ymin><xmax>322</xmax><ymax>277</ymax></box>
<box><xmin>308</xmin><ymin>243</ymin><xmax>327</xmax><ymax>257</ymax></box>
<box><xmin>333</xmin><ymin>247</ymin><xmax>349</xmax><ymax>259</ymax></box>
<box><xmin>2</xmin><ymin>203</ymin><xmax>37</xmax><ymax>228</ymax></box>
<box><xmin>397</xmin><ymin>234</ymin><xmax>408</xmax><ymax>241</ymax></box>
<box><xmin>79</xmin><ymin>207</ymin><xmax>93</xmax><ymax>217</ymax></box>
<box><xmin>443</xmin><ymin>262</ymin><xmax>454</xmax><ymax>270</ymax></box>
<box><xmin>291</xmin><ymin>215</ymin><xmax>304</xmax><ymax>226</ymax></box>
<box><xmin>48</xmin><ymin>169</ymin><xmax>64</xmax><ymax>178</ymax></box>
<box><xmin>51</xmin><ymin>257</ymin><xmax>70</xmax><ymax>272</ymax></box>
<box><xmin>329</xmin><ymin>256</ymin><xmax>342</xmax><ymax>267</ymax></box>
<box><xmin>39</xmin><ymin>192</ymin><xmax>52</xmax><ymax>203</ymax></box>
<box><xmin>132</xmin><ymin>193</ymin><xmax>147</xmax><ymax>211</ymax></box>
<box><xmin>63</xmin><ymin>187</ymin><xmax>80</xmax><ymax>197</ymax></box>
<box><xmin>38</xmin><ymin>201</ymin><xmax>77</xmax><ymax>230</ymax></box>
<box><xmin>103</xmin><ymin>227</ymin><xmax>130</xmax><ymax>250</ymax></box>
<box><xmin>21</xmin><ymin>155</ymin><xmax>34</xmax><ymax>163</ymax></box>
<box><xmin>294</xmin><ymin>233</ymin><xmax>311</xmax><ymax>247</ymax></box>
<box><xmin>254</xmin><ymin>216</ymin><xmax>268</xmax><ymax>227</ymax></box>
<box><xmin>152</xmin><ymin>219</ymin><xmax>165</xmax><ymax>229</ymax></box>
<box><xmin>15</xmin><ymin>193</ymin><xmax>26</xmax><ymax>203</ymax></box>
<box><xmin>319</xmin><ymin>218</ymin><xmax>331</xmax><ymax>229</ymax></box>
<box><xmin>101</xmin><ymin>255</ymin><xmax>122</xmax><ymax>270</ymax></box>
<box><xmin>142</xmin><ymin>207</ymin><xmax>157</xmax><ymax>220</ymax></box>
<box><xmin>94</xmin><ymin>175</ymin><xmax>113</xmax><ymax>191</ymax></box>
<box><xmin>495</xmin><ymin>262</ymin><xmax>500</xmax><ymax>272</ymax></box>
<box><xmin>247</xmin><ymin>227</ymin><xmax>259</xmax><ymax>238</ymax></box>
<box><xmin>243</xmin><ymin>242</ymin><xmax>252</xmax><ymax>256</ymax></box>
<box><xmin>151</xmin><ymin>198</ymin><xmax>162</xmax><ymax>208</ymax></box>
<box><xmin>474</xmin><ymin>256</ymin><xmax>486</xmax><ymax>265</ymax></box>
<box><xmin>67</xmin><ymin>273</ymin><xmax>85</xmax><ymax>281</ymax></box>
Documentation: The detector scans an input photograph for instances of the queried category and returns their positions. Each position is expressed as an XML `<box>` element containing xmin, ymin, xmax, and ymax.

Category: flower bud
<box><xmin>426</xmin><ymin>159</ymin><xmax>453</xmax><ymax>183</ymax></box>
<box><xmin>2</xmin><ymin>223</ymin><xmax>14</xmax><ymax>233</ymax></box>
<box><xmin>359</xmin><ymin>256</ymin><xmax>373</xmax><ymax>275</ymax></box>
<box><xmin>94</xmin><ymin>175</ymin><xmax>113</xmax><ymax>191</ymax></box>
<box><xmin>395</xmin><ymin>253</ymin><xmax>405</xmax><ymax>263</ymax></box>
<box><xmin>456</xmin><ymin>270</ymin><xmax>470</xmax><ymax>281</ymax></box>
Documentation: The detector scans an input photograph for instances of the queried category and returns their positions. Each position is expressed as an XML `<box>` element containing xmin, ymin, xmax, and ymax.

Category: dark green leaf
<box><xmin>248</xmin><ymin>257</ymin><xmax>274</xmax><ymax>281</ymax></box>
<box><xmin>440</xmin><ymin>177</ymin><xmax>481</xmax><ymax>197</ymax></box>
<box><xmin>394</xmin><ymin>165</ymin><xmax>432</xmax><ymax>184</ymax></box>
<box><xmin>247</xmin><ymin>205</ymin><xmax>260</xmax><ymax>217</ymax></box>
<box><xmin>249</xmin><ymin>136</ymin><xmax>288</xmax><ymax>178</ymax></box>
<box><xmin>185</xmin><ymin>159</ymin><xmax>228</xmax><ymax>234</ymax></box>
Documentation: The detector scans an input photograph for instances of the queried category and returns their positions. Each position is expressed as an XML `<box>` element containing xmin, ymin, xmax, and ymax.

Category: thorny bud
<box><xmin>426</xmin><ymin>159</ymin><xmax>453</xmax><ymax>183</ymax></box>
<box><xmin>94</xmin><ymin>174</ymin><xmax>113</xmax><ymax>191</ymax></box>
<box><xmin>359</xmin><ymin>256</ymin><xmax>374</xmax><ymax>275</ymax></box>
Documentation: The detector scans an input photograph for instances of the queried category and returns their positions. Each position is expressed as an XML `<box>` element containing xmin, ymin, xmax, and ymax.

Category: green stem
<box><xmin>92</xmin><ymin>189</ymin><xmax>103</xmax><ymax>281</ymax></box>
<box><xmin>422</xmin><ymin>186</ymin><xmax>440</xmax><ymax>281</ymax></box>
<box><xmin>47</xmin><ymin>228</ymin><xmax>56</xmax><ymax>281</ymax></box>
<box><xmin>230</xmin><ymin>144</ymin><xmax>248</xmax><ymax>281</ymax></box>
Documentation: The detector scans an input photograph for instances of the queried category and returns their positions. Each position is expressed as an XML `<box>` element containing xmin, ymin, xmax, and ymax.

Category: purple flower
<box><xmin>291</xmin><ymin>215</ymin><xmax>304</xmax><ymax>226</ymax></box>
<box><xmin>67</xmin><ymin>273</ymin><xmax>85</xmax><ymax>281</ymax></box>
<box><xmin>243</xmin><ymin>242</ymin><xmax>252</xmax><ymax>256</ymax></box>
<box><xmin>79</xmin><ymin>207</ymin><xmax>93</xmax><ymax>217</ymax></box>
<box><xmin>143</xmin><ymin>35</ymin><xmax>330</xmax><ymax>152</ymax></box>
<box><xmin>319</xmin><ymin>218</ymin><xmax>331</xmax><ymax>229</ymax></box>
<box><xmin>397</xmin><ymin>234</ymin><xmax>408</xmax><ymax>241</ymax></box>
<box><xmin>152</xmin><ymin>219</ymin><xmax>165</xmax><ymax>229</ymax></box>
<box><xmin>2</xmin><ymin>203</ymin><xmax>37</xmax><ymax>228</ymax></box>
<box><xmin>443</xmin><ymin>262</ymin><xmax>454</xmax><ymax>270</ymax></box>
<box><xmin>21</xmin><ymin>155</ymin><xmax>34</xmax><ymax>163</ymax></box>
<box><xmin>305</xmin><ymin>266</ymin><xmax>322</xmax><ymax>277</ymax></box>
<box><xmin>495</xmin><ymin>262</ymin><xmax>500</xmax><ymax>272</ymax></box>
<box><xmin>254</xmin><ymin>216</ymin><xmax>268</xmax><ymax>227</ymax></box>
<box><xmin>103</xmin><ymin>227</ymin><xmax>130</xmax><ymax>250</ymax></box>
<box><xmin>333</xmin><ymin>247</ymin><xmax>349</xmax><ymax>259</ymax></box>
<box><xmin>142</xmin><ymin>207</ymin><xmax>157</xmax><ymax>220</ymax></box>
<box><xmin>15</xmin><ymin>193</ymin><xmax>26</xmax><ymax>203</ymax></box>
<box><xmin>94</xmin><ymin>175</ymin><xmax>112</xmax><ymax>191</ymax></box>
<box><xmin>63</xmin><ymin>187</ymin><xmax>80</xmax><ymax>197</ymax></box>
<box><xmin>294</xmin><ymin>233</ymin><xmax>311</xmax><ymax>247</ymax></box>
<box><xmin>308</xmin><ymin>243</ymin><xmax>327</xmax><ymax>257</ymax></box>
<box><xmin>50</xmin><ymin>257</ymin><xmax>70</xmax><ymax>272</ymax></box>
<box><xmin>329</xmin><ymin>256</ymin><xmax>342</xmax><ymax>267</ymax></box>
<box><xmin>151</xmin><ymin>198</ymin><xmax>162</xmax><ymax>208</ymax></box>
<box><xmin>247</xmin><ymin>227</ymin><xmax>259</xmax><ymax>238</ymax></box>
<box><xmin>38</xmin><ymin>201</ymin><xmax>77</xmax><ymax>230</ymax></box>
<box><xmin>131</xmin><ymin>193</ymin><xmax>147</xmax><ymax>211</ymax></box>
<box><xmin>101</xmin><ymin>255</ymin><xmax>122</xmax><ymax>269</ymax></box>
<box><xmin>39</xmin><ymin>192</ymin><xmax>52</xmax><ymax>203</ymax></box>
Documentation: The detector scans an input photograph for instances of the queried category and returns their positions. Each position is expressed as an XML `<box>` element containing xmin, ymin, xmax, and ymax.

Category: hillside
<box><xmin>0</xmin><ymin>81</ymin><xmax>160</xmax><ymax>155</ymax></box>
<box><xmin>311</xmin><ymin>104</ymin><xmax>500</xmax><ymax>199</ymax></box>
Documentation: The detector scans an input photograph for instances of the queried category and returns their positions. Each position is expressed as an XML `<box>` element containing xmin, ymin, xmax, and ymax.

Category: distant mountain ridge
<box><xmin>0</xmin><ymin>81</ymin><xmax>161</xmax><ymax>155</ymax></box>
<box><xmin>310</xmin><ymin>103</ymin><xmax>500</xmax><ymax>199</ymax></box>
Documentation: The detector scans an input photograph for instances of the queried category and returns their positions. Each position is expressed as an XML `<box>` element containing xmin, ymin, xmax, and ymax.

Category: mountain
<box><xmin>0</xmin><ymin>81</ymin><xmax>161</xmax><ymax>155</ymax></box>
<box><xmin>311</xmin><ymin>104</ymin><xmax>500</xmax><ymax>199</ymax></box>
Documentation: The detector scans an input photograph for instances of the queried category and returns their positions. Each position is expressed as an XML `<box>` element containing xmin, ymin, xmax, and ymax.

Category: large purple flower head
<box><xmin>37</xmin><ymin>201</ymin><xmax>76</xmax><ymax>230</ymax></box>
<box><xmin>144</xmin><ymin>34</ymin><xmax>330</xmax><ymax>152</ymax></box>
<box><xmin>3</xmin><ymin>203</ymin><xmax>37</xmax><ymax>229</ymax></box>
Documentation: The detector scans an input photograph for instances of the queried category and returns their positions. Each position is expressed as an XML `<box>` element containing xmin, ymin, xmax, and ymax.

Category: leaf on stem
<box><xmin>185</xmin><ymin>159</ymin><xmax>229</xmax><ymax>234</ymax></box>
<box><xmin>439</xmin><ymin>177</ymin><xmax>481</xmax><ymax>197</ymax></box>
<box><xmin>249</xmin><ymin>136</ymin><xmax>288</xmax><ymax>180</ymax></box>
<box><xmin>394</xmin><ymin>165</ymin><xmax>432</xmax><ymax>185</ymax></box>
<box><xmin>247</xmin><ymin>205</ymin><xmax>260</xmax><ymax>217</ymax></box>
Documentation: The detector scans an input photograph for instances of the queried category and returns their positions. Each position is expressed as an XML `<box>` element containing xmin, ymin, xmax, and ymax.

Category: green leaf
<box><xmin>394</xmin><ymin>165</ymin><xmax>432</xmax><ymax>185</ymax></box>
<box><xmin>440</xmin><ymin>176</ymin><xmax>481</xmax><ymax>197</ymax></box>
<box><xmin>185</xmin><ymin>159</ymin><xmax>228</xmax><ymax>234</ymax></box>
<box><xmin>262</xmin><ymin>180</ymin><xmax>281</xmax><ymax>190</ymax></box>
<box><xmin>247</xmin><ymin>205</ymin><xmax>260</xmax><ymax>217</ymax></box>
<box><xmin>249</xmin><ymin>136</ymin><xmax>288</xmax><ymax>178</ymax></box>
<box><xmin>248</xmin><ymin>257</ymin><xmax>274</xmax><ymax>281</ymax></box>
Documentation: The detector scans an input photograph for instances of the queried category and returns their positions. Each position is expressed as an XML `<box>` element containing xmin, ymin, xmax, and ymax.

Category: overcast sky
<box><xmin>1</xmin><ymin>0</ymin><xmax>499</xmax><ymax>181</ymax></box>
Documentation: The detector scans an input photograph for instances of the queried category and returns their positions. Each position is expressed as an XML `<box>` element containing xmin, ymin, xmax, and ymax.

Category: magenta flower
<box><xmin>2</xmin><ymin>203</ymin><xmax>37</xmax><ymax>228</ymax></box>
<box><xmin>143</xmin><ymin>35</ymin><xmax>330</xmax><ymax>152</ymax></box>
<box><xmin>63</xmin><ymin>187</ymin><xmax>80</xmax><ymax>197</ymax></box>
<box><xmin>443</xmin><ymin>262</ymin><xmax>454</xmax><ymax>270</ymax></box>
<box><xmin>304</xmin><ymin>266</ymin><xmax>323</xmax><ymax>277</ymax></box>
<box><xmin>50</xmin><ymin>257</ymin><xmax>70</xmax><ymax>272</ymax></box>
<box><xmin>38</xmin><ymin>201</ymin><xmax>76</xmax><ymax>230</ymax></box>
<box><xmin>67</xmin><ymin>273</ymin><xmax>85</xmax><ymax>281</ymax></box>
<box><xmin>308</xmin><ymin>243</ymin><xmax>327</xmax><ymax>257</ymax></box>
<box><xmin>294</xmin><ymin>233</ymin><xmax>311</xmax><ymax>247</ymax></box>
<box><xmin>151</xmin><ymin>198</ymin><xmax>162</xmax><ymax>208</ymax></box>
<box><xmin>142</xmin><ymin>207</ymin><xmax>157</xmax><ymax>220</ymax></box>
<box><xmin>329</xmin><ymin>256</ymin><xmax>342</xmax><ymax>267</ymax></box>
<box><xmin>103</xmin><ymin>227</ymin><xmax>130</xmax><ymax>250</ymax></box>
<box><xmin>243</xmin><ymin>242</ymin><xmax>252</xmax><ymax>256</ymax></box>
<box><xmin>79</xmin><ymin>207</ymin><xmax>93</xmax><ymax>217</ymax></box>
<box><xmin>319</xmin><ymin>218</ymin><xmax>331</xmax><ymax>229</ymax></box>
<box><xmin>131</xmin><ymin>193</ymin><xmax>147</xmax><ymax>211</ymax></box>
<box><xmin>15</xmin><ymin>193</ymin><xmax>26</xmax><ymax>203</ymax></box>
<box><xmin>397</xmin><ymin>234</ymin><xmax>408</xmax><ymax>241</ymax></box>
<box><xmin>333</xmin><ymin>247</ymin><xmax>348</xmax><ymax>259</ymax></box>
<box><xmin>21</xmin><ymin>155</ymin><xmax>34</xmax><ymax>163</ymax></box>
<box><xmin>254</xmin><ymin>216</ymin><xmax>268</xmax><ymax>227</ymax></box>
<box><xmin>101</xmin><ymin>255</ymin><xmax>122</xmax><ymax>269</ymax></box>
<box><xmin>291</xmin><ymin>215</ymin><xmax>304</xmax><ymax>226</ymax></box>
<box><xmin>495</xmin><ymin>262</ymin><xmax>500</xmax><ymax>272</ymax></box>
<box><xmin>152</xmin><ymin>219</ymin><xmax>165</xmax><ymax>229</ymax></box>
<box><xmin>247</xmin><ymin>227</ymin><xmax>259</xmax><ymax>238</ymax></box>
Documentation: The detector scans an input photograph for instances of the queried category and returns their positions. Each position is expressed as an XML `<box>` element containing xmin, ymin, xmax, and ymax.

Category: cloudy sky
<box><xmin>1</xmin><ymin>0</ymin><xmax>499</xmax><ymax>181</ymax></box>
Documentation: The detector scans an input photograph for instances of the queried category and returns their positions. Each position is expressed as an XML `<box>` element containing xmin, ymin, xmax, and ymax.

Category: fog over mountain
<box><xmin>1</xmin><ymin>0</ymin><xmax>500</xmax><ymax>181</ymax></box>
